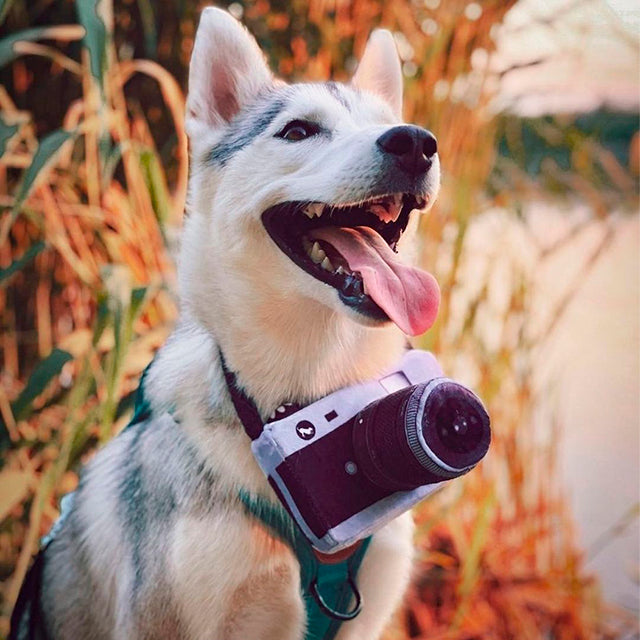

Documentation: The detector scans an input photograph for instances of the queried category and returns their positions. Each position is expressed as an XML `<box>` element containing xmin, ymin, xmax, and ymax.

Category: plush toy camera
<box><xmin>251</xmin><ymin>350</ymin><xmax>491</xmax><ymax>554</ymax></box>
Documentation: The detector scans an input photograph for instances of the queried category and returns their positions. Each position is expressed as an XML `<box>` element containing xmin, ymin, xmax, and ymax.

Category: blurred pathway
<box><xmin>540</xmin><ymin>214</ymin><xmax>639</xmax><ymax>611</ymax></box>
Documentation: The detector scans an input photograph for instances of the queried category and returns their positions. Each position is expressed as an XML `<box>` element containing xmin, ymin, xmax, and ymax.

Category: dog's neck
<box><xmin>143</xmin><ymin>301</ymin><xmax>406</xmax><ymax>498</ymax></box>
<box><xmin>145</xmin><ymin>306</ymin><xmax>406</xmax><ymax>423</ymax></box>
<box><xmin>215</xmin><ymin>297</ymin><xmax>407</xmax><ymax>413</ymax></box>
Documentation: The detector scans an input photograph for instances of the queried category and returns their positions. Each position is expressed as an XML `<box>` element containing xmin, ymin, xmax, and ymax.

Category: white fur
<box><xmin>77</xmin><ymin>437</ymin><xmax>137</xmax><ymax>637</ymax></box>
<box><xmin>171</xmin><ymin>512</ymin><xmax>304</xmax><ymax>639</ymax></box>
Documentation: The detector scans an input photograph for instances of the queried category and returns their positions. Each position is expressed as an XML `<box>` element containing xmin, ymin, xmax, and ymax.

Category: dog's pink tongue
<box><xmin>311</xmin><ymin>226</ymin><xmax>440</xmax><ymax>336</ymax></box>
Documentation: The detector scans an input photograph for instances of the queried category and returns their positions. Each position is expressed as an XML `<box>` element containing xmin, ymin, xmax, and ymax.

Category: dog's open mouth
<box><xmin>262</xmin><ymin>193</ymin><xmax>440</xmax><ymax>336</ymax></box>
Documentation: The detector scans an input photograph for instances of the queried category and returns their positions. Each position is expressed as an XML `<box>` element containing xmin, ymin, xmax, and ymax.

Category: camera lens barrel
<box><xmin>352</xmin><ymin>379</ymin><xmax>490</xmax><ymax>491</ymax></box>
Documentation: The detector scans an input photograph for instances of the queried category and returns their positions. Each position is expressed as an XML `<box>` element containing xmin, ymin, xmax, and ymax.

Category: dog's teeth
<box><xmin>370</xmin><ymin>203</ymin><xmax>400</xmax><ymax>223</ymax></box>
<box><xmin>310</xmin><ymin>242</ymin><xmax>326</xmax><ymax>264</ymax></box>
<box><xmin>336</xmin><ymin>266</ymin><xmax>345</xmax><ymax>275</ymax></box>
<box><xmin>321</xmin><ymin>256</ymin><xmax>334</xmax><ymax>271</ymax></box>
<box><xmin>304</xmin><ymin>203</ymin><xmax>323</xmax><ymax>218</ymax></box>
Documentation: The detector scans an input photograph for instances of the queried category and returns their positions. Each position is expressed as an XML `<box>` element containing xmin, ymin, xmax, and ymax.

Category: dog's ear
<box><xmin>352</xmin><ymin>30</ymin><xmax>403</xmax><ymax>118</ymax></box>
<box><xmin>186</xmin><ymin>8</ymin><xmax>273</xmax><ymax>136</ymax></box>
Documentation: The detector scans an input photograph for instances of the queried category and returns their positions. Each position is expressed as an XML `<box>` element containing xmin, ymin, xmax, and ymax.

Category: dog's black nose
<box><xmin>376</xmin><ymin>126</ymin><xmax>438</xmax><ymax>176</ymax></box>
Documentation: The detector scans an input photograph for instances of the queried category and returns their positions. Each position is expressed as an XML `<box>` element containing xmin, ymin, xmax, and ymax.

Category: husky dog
<box><xmin>12</xmin><ymin>7</ymin><xmax>441</xmax><ymax>640</ymax></box>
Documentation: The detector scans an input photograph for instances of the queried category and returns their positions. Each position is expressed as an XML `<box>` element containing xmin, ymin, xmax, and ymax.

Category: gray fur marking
<box><xmin>117</xmin><ymin>414</ymin><xmax>223</xmax><ymax>591</ymax></box>
<box><xmin>207</xmin><ymin>82</ymin><xmax>355</xmax><ymax>166</ymax></box>
<box><xmin>208</xmin><ymin>91</ymin><xmax>288</xmax><ymax>166</ymax></box>
<box><xmin>325</xmin><ymin>81</ymin><xmax>352</xmax><ymax>111</ymax></box>
<box><xmin>119</xmin><ymin>422</ymin><xmax>149</xmax><ymax>589</ymax></box>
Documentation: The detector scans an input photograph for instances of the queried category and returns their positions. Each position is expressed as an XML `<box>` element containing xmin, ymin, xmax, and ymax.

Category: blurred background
<box><xmin>0</xmin><ymin>0</ymin><xmax>638</xmax><ymax>638</ymax></box>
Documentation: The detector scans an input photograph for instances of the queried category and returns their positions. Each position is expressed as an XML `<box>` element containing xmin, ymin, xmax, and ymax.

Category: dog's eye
<box><xmin>276</xmin><ymin>120</ymin><xmax>321</xmax><ymax>142</ymax></box>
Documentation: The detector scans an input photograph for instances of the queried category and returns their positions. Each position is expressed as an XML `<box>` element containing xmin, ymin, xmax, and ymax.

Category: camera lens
<box><xmin>414</xmin><ymin>381</ymin><xmax>490</xmax><ymax>476</ymax></box>
<box><xmin>435</xmin><ymin>401</ymin><xmax>477</xmax><ymax>453</ymax></box>
<box><xmin>352</xmin><ymin>380</ymin><xmax>490</xmax><ymax>491</ymax></box>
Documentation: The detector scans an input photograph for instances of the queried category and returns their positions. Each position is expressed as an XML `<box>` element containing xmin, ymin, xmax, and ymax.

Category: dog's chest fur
<box><xmin>38</xmin><ymin>321</ymin><xmax>414</xmax><ymax>639</ymax></box>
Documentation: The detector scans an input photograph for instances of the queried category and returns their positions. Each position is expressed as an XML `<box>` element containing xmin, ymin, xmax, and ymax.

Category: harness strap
<box><xmin>9</xmin><ymin>548</ymin><xmax>50</xmax><ymax>640</ymax></box>
<box><xmin>240</xmin><ymin>491</ymin><xmax>371</xmax><ymax>640</ymax></box>
<box><xmin>219</xmin><ymin>350</ymin><xmax>264</xmax><ymax>440</ymax></box>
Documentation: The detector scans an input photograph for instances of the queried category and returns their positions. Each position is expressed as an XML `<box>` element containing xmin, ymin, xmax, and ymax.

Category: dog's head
<box><xmin>182</xmin><ymin>8</ymin><xmax>440</xmax><ymax>350</ymax></box>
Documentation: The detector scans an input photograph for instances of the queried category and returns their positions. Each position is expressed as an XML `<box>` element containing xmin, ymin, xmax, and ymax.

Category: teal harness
<box><xmin>239</xmin><ymin>490</ymin><xmax>370</xmax><ymax>640</ymax></box>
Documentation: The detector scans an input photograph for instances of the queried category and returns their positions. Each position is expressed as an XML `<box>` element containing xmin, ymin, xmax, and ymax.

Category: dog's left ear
<box><xmin>352</xmin><ymin>30</ymin><xmax>403</xmax><ymax>119</ymax></box>
<box><xmin>186</xmin><ymin>7</ymin><xmax>273</xmax><ymax>137</ymax></box>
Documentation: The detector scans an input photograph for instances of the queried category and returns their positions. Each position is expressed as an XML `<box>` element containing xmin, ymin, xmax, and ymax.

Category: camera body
<box><xmin>252</xmin><ymin>350</ymin><xmax>490</xmax><ymax>554</ymax></box>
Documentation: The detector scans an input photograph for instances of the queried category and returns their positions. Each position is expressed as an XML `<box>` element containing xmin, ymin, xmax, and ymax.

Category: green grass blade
<box><xmin>12</xmin><ymin>128</ymin><xmax>77</xmax><ymax>216</ymax></box>
<box><xmin>0</xmin><ymin>26</ymin><xmax>81</xmax><ymax>68</ymax></box>
<box><xmin>0</xmin><ymin>114</ymin><xmax>18</xmax><ymax>156</ymax></box>
<box><xmin>138</xmin><ymin>148</ymin><xmax>171</xmax><ymax>226</ymax></box>
<box><xmin>0</xmin><ymin>0</ymin><xmax>16</xmax><ymax>26</ymax></box>
<box><xmin>11</xmin><ymin>349</ymin><xmax>73</xmax><ymax>422</ymax></box>
<box><xmin>0</xmin><ymin>241</ymin><xmax>45</xmax><ymax>285</ymax></box>
<box><xmin>92</xmin><ymin>291</ymin><xmax>110</xmax><ymax>347</ymax></box>
<box><xmin>130</xmin><ymin>286</ymin><xmax>148</xmax><ymax>318</ymax></box>
<box><xmin>75</xmin><ymin>0</ymin><xmax>107</xmax><ymax>86</ymax></box>
<box><xmin>135</xmin><ymin>0</ymin><xmax>157</xmax><ymax>57</ymax></box>
<box><xmin>0</xmin><ymin>27</ymin><xmax>50</xmax><ymax>68</ymax></box>
<box><xmin>452</xmin><ymin>487</ymin><xmax>497</xmax><ymax>629</ymax></box>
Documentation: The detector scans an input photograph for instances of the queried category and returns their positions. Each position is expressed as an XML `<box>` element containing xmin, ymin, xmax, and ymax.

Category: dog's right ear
<box><xmin>186</xmin><ymin>8</ymin><xmax>273</xmax><ymax>138</ymax></box>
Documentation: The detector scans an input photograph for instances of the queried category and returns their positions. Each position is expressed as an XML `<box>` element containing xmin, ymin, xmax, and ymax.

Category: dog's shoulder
<box><xmin>143</xmin><ymin>319</ymin><xmax>224</xmax><ymax>417</ymax></box>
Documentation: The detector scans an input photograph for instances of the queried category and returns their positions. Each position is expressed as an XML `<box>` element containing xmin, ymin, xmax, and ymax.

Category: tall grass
<box><xmin>0</xmin><ymin>1</ymin><xmax>637</xmax><ymax>638</ymax></box>
<box><xmin>0</xmin><ymin>0</ymin><xmax>185</xmax><ymax>626</ymax></box>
